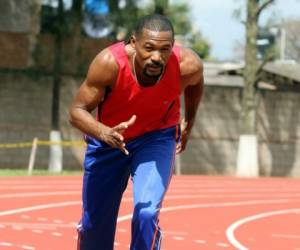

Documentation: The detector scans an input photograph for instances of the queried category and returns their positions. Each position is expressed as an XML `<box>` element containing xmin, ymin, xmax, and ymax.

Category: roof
<box><xmin>203</xmin><ymin>61</ymin><xmax>244</xmax><ymax>87</ymax></box>
<box><xmin>203</xmin><ymin>60</ymin><xmax>300</xmax><ymax>88</ymax></box>
<box><xmin>263</xmin><ymin>61</ymin><xmax>300</xmax><ymax>83</ymax></box>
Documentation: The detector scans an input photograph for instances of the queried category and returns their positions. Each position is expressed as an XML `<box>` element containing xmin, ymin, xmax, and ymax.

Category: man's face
<box><xmin>132</xmin><ymin>28</ymin><xmax>174</xmax><ymax>78</ymax></box>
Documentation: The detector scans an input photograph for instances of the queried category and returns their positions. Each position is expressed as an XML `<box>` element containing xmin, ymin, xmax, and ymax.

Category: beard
<box><xmin>143</xmin><ymin>62</ymin><xmax>164</xmax><ymax>78</ymax></box>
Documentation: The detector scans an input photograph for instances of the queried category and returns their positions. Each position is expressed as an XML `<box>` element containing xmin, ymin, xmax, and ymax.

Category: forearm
<box><xmin>69</xmin><ymin>107</ymin><xmax>108</xmax><ymax>140</ymax></box>
<box><xmin>184</xmin><ymin>82</ymin><xmax>203</xmax><ymax>131</ymax></box>
<box><xmin>69</xmin><ymin>106</ymin><xmax>136</xmax><ymax>154</ymax></box>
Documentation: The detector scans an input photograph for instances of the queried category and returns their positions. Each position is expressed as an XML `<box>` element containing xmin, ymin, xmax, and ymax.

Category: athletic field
<box><xmin>0</xmin><ymin>175</ymin><xmax>300</xmax><ymax>250</ymax></box>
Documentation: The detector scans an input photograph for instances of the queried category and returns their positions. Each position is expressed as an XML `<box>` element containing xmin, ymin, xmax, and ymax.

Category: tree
<box><xmin>168</xmin><ymin>2</ymin><xmax>210</xmax><ymax>59</ymax></box>
<box><xmin>107</xmin><ymin>0</ymin><xmax>139</xmax><ymax>41</ymax></box>
<box><xmin>236</xmin><ymin>0</ymin><xmax>275</xmax><ymax>177</ymax></box>
<box><xmin>70</xmin><ymin>0</ymin><xmax>83</xmax><ymax>35</ymax></box>
<box><xmin>154</xmin><ymin>0</ymin><xmax>168</xmax><ymax>15</ymax></box>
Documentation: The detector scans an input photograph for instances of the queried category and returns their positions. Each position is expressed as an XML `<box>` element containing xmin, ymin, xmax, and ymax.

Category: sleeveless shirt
<box><xmin>97</xmin><ymin>41</ymin><xmax>181</xmax><ymax>141</ymax></box>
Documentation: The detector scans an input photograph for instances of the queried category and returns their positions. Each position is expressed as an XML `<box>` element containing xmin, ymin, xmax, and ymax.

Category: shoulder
<box><xmin>179</xmin><ymin>46</ymin><xmax>203</xmax><ymax>77</ymax></box>
<box><xmin>86</xmin><ymin>47</ymin><xmax>119</xmax><ymax>88</ymax></box>
<box><xmin>176</xmin><ymin>46</ymin><xmax>203</xmax><ymax>88</ymax></box>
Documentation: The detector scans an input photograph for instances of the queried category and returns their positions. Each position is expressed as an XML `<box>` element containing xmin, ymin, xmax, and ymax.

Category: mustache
<box><xmin>147</xmin><ymin>61</ymin><xmax>164</xmax><ymax>68</ymax></box>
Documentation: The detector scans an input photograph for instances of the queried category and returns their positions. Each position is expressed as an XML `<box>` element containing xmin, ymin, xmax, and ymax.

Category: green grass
<box><xmin>0</xmin><ymin>168</ymin><xmax>82</xmax><ymax>176</ymax></box>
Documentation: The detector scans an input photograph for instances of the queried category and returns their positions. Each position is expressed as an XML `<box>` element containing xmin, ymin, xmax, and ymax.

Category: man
<box><xmin>69</xmin><ymin>14</ymin><xmax>204</xmax><ymax>250</ymax></box>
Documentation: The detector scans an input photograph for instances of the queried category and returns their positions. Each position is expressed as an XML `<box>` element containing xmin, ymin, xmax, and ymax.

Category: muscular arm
<box><xmin>177</xmin><ymin>47</ymin><xmax>204</xmax><ymax>153</ymax></box>
<box><xmin>69</xmin><ymin>49</ymin><xmax>136</xmax><ymax>154</ymax></box>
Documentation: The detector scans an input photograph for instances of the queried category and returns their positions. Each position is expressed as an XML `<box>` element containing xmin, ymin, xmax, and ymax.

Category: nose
<box><xmin>150</xmin><ymin>51</ymin><xmax>162</xmax><ymax>64</ymax></box>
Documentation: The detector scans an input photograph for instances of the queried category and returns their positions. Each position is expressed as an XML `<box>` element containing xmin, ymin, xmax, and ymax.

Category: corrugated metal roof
<box><xmin>203</xmin><ymin>61</ymin><xmax>300</xmax><ymax>87</ymax></box>
<box><xmin>204</xmin><ymin>75</ymin><xmax>244</xmax><ymax>87</ymax></box>
<box><xmin>204</xmin><ymin>62</ymin><xmax>244</xmax><ymax>87</ymax></box>
<box><xmin>263</xmin><ymin>62</ymin><xmax>300</xmax><ymax>82</ymax></box>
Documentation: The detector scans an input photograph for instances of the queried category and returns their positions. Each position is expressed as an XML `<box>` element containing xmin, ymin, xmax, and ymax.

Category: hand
<box><xmin>176</xmin><ymin>119</ymin><xmax>191</xmax><ymax>154</ymax></box>
<box><xmin>99</xmin><ymin>115</ymin><xmax>136</xmax><ymax>155</ymax></box>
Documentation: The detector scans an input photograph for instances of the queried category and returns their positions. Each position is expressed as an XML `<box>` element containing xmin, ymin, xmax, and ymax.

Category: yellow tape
<box><xmin>0</xmin><ymin>140</ymin><xmax>86</xmax><ymax>148</ymax></box>
<box><xmin>0</xmin><ymin>142</ymin><xmax>33</xmax><ymax>148</ymax></box>
<box><xmin>37</xmin><ymin>140</ymin><xmax>86</xmax><ymax>146</ymax></box>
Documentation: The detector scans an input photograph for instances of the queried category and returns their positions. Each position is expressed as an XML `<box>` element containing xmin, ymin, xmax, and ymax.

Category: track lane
<box><xmin>0</xmin><ymin>176</ymin><xmax>300</xmax><ymax>250</ymax></box>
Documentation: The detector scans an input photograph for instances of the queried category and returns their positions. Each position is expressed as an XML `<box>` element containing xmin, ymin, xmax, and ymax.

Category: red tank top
<box><xmin>97</xmin><ymin>42</ymin><xmax>181</xmax><ymax>141</ymax></box>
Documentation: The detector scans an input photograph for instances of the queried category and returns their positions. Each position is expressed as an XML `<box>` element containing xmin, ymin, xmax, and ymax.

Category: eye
<box><xmin>161</xmin><ymin>47</ymin><xmax>171</xmax><ymax>52</ymax></box>
<box><xmin>144</xmin><ymin>46</ymin><xmax>154</xmax><ymax>52</ymax></box>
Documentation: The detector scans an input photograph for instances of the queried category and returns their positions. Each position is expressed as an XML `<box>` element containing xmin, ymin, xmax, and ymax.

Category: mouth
<box><xmin>146</xmin><ymin>64</ymin><xmax>163</xmax><ymax>74</ymax></box>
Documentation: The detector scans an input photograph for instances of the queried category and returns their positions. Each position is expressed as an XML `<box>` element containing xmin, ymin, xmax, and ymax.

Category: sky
<box><xmin>180</xmin><ymin>0</ymin><xmax>300</xmax><ymax>60</ymax></box>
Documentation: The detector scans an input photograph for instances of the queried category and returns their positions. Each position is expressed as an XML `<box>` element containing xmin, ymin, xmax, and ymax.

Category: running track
<box><xmin>0</xmin><ymin>175</ymin><xmax>300</xmax><ymax>250</ymax></box>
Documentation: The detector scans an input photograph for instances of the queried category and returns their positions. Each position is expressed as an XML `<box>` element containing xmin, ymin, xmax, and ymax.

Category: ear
<box><xmin>130</xmin><ymin>35</ymin><xmax>136</xmax><ymax>48</ymax></box>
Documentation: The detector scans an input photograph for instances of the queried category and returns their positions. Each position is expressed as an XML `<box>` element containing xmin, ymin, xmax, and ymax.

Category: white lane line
<box><xmin>1</xmin><ymin>187</ymin><xmax>299</xmax><ymax>196</ymax></box>
<box><xmin>161</xmin><ymin>199</ymin><xmax>291</xmax><ymax>213</ymax></box>
<box><xmin>0</xmin><ymin>186</ymin><xmax>80</xmax><ymax>192</ymax></box>
<box><xmin>166</xmin><ymin>188</ymin><xmax>300</xmax><ymax>194</ymax></box>
<box><xmin>117</xmin><ymin>199</ymin><xmax>292</xmax><ymax>223</ymax></box>
<box><xmin>0</xmin><ymin>191</ymin><xmax>80</xmax><ymax>199</ymax></box>
<box><xmin>2</xmin><ymin>192</ymin><xmax>300</xmax><ymax>203</ymax></box>
<box><xmin>128</xmin><ymin>193</ymin><xmax>300</xmax><ymax>201</ymax></box>
<box><xmin>0</xmin><ymin>201</ymin><xmax>81</xmax><ymax>217</ymax></box>
<box><xmin>117</xmin><ymin>214</ymin><xmax>132</xmax><ymax>223</ymax></box>
<box><xmin>0</xmin><ymin>198</ymin><xmax>296</xmax><ymax>227</ymax></box>
<box><xmin>53</xmin><ymin>219</ymin><xmax>63</xmax><ymax>224</ymax></box>
<box><xmin>0</xmin><ymin>179</ymin><xmax>297</xmax><ymax>188</ymax></box>
<box><xmin>0</xmin><ymin>222</ymin><xmax>76</xmax><ymax>229</ymax></box>
<box><xmin>0</xmin><ymin>242</ymin><xmax>13</xmax><ymax>246</ymax></box>
<box><xmin>168</xmin><ymin>183</ymin><xmax>299</xmax><ymax>188</ymax></box>
<box><xmin>272</xmin><ymin>234</ymin><xmax>300</xmax><ymax>239</ymax></box>
<box><xmin>172</xmin><ymin>236</ymin><xmax>185</xmax><ymax>240</ymax></box>
<box><xmin>21</xmin><ymin>245</ymin><xmax>35</xmax><ymax>250</ymax></box>
<box><xmin>169</xmin><ymin>184</ymin><xmax>300</xmax><ymax>188</ymax></box>
<box><xmin>216</xmin><ymin>242</ymin><xmax>230</xmax><ymax>248</ymax></box>
<box><xmin>163</xmin><ymin>231</ymin><xmax>188</xmax><ymax>236</ymax></box>
<box><xmin>226</xmin><ymin>208</ymin><xmax>300</xmax><ymax>250</ymax></box>
<box><xmin>32</xmin><ymin>229</ymin><xmax>43</xmax><ymax>234</ymax></box>
<box><xmin>1</xmin><ymin>186</ymin><xmax>299</xmax><ymax>201</ymax></box>
<box><xmin>195</xmin><ymin>239</ymin><xmax>206</xmax><ymax>244</ymax></box>
<box><xmin>12</xmin><ymin>225</ymin><xmax>23</xmax><ymax>231</ymax></box>
<box><xmin>0</xmin><ymin>180</ymin><xmax>81</xmax><ymax>184</ymax></box>
<box><xmin>0</xmin><ymin>185</ymin><xmax>80</xmax><ymax>190</ymax></box>
<box><xmin>52</xmin><ymin>232</ymin><xmax>62</xmax><ymax>237</ymax></box>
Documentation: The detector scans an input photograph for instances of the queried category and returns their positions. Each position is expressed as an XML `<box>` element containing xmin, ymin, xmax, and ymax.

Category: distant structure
<box><xmin>0</xmin><ymin>0</ymin><xmax>40</xmax><ymax>69</ymax></box>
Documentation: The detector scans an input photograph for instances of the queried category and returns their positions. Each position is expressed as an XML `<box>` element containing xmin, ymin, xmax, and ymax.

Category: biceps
<box><xmin>190</xmin><ymin>70</ymin><xmax>203</xmax><ymax>86</ymax></box>
<box><xmin>182</xmin><ymin>71</ymin><xmax>203</xmax><ymax>90</ymax></box>
<box><xmin>73</xmin><ymin>81</ymin><xmax>105</xmax><ymax>112</ymax></box>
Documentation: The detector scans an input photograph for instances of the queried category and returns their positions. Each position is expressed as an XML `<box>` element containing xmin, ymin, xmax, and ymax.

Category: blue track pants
<box><xmin>77</xmin><ymin>126</ymin><xmax>178</xmax><ymax>250</ymax></box>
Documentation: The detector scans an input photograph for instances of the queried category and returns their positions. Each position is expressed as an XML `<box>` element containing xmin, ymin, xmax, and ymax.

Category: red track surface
<box><xmin>0</xmin><ymin>175</ymin><xmax>300</xmax><ymax>250</ymax></box>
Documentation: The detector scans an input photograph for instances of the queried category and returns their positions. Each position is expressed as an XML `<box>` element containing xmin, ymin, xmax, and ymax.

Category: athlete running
<box><xmin>69</xmin><ymin>14</ymin><xmax>204</xmax><ymax>250</ymax></box>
